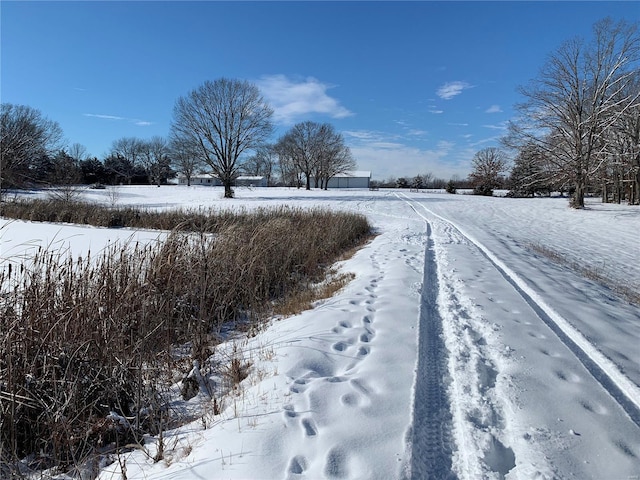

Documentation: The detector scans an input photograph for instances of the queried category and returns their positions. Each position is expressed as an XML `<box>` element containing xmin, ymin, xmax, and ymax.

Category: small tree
<box><xmin>445</xmin><ymin>179</ymin><xmax>457</xmax><ymax>194</ymax></box>
<box><xmin>396</xmin><ymin>177</ymin><xmax>409</xmax><ymax>189</ymax></box>
<box><xmin>468</xmin><ymin>147</ymin><xmax>508</xmax><ymax>196</ymax></box>
<box><xmin>410</xmin><ymin>175</ymin><xmax>424</xmax><ymax>190</ymax></box>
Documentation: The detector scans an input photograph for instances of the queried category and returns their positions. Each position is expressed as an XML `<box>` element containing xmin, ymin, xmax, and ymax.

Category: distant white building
<box><xmin>177</xmin><ymin>174</ymin><xmax>267</xmax><ymax>187</ymax></box>
<box><xmin>234</xmin><ymin>176</ymin><xmax>268</xmax><ymax>187</ymax></box>
<box><xmin>326</xmin><ymin>171</ymin><xmax>371</xmax><ymax>189</ymax></box>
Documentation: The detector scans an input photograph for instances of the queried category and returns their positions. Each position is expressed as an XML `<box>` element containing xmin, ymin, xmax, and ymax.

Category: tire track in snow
<box><xmin>400</xmin><ymin>194</ymin><xmax>516</xmax><ymax>479</ymax></box>
<box><xmin>404</xmin><ymin>193</ymin><xmax>640</xmax><ymax>429</ymax></box>
<box><xmin>407</xmin><ymin>222</ymin><xmax>457</xmax><ymax>479</ymax></box>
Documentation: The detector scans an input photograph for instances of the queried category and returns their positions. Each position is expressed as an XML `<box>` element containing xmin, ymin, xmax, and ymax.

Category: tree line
<box><xmin>1</xmin><ymin>80</ymin><xmax>355</xmax><ymax>199</ymax></box>
<box><xmin>466</xmin><ymin>17</ymin><xmax>640</xmax><ymax>208</ymax></box>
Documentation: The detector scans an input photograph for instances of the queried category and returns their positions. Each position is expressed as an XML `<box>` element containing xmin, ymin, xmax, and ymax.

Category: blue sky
<box><xmin>2</xmin><ymin>1</ymin><xmax>638</xmax><ymax>181</ymax></box>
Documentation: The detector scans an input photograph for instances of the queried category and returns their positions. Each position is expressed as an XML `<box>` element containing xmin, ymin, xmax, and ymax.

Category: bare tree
<box><xmin>170</xmin><ymin>136</ymin><xmax>203</xmax><ymax>187</ymax></box>
<box><xmin>609</xmin><ymin>71</ymin><xmax>640</xmax><ymax>204</ymax></box>
<box><xmin>507</xmin><ymin>143</ymin><xmax>553</xmax><ymax>197</ymax></box>
<box><xmin>468</xmin><ymin>147</ymin><xmax>509</xmax><ymax>196</ymax></box>
<box><xmin>315</xmin><ymin>124</ymin><xmax>355</xmax><ymax>190</ymax></box>
<box><xmin>109</xmin><ymin>137</ymin><xmax>144</xmax><ymax>185</ymax></box>
<box><xmin>419</xmin><ymin>172</ymin><xmax>434</xmax><ymax>188</ymax></box>
<box><xmin>243</xmin><ymin>145</ymin><xmax>277</xmax><ymax>186</ymax></box>
<box><xmin>274</xmin><ymin>140</ymin><xmax>303</xmax><ymax>187</ymax></box>
<box><xmin>276</xmin><ymin>122</ymin><xmax>353</xmax><ymax>190</ymax></box>
<box><xmin>0</xmin><ymin>103</ymin><xmax>63</xmax><ymax>192</ymax></box>
<box><xmin>171</xmin><ymin>78</ymin><xmax>273</xmax><ymax>198</ymax></box>
<box><xmin>276</xmin><ymin>122</ymin><xmax>323</xmax><ymax>191</ymax></box>
<box><xmin>140</xmin><ymin>136</ymin><xmax>171</xmax><ymax>186</ymax></box>
<box><xmin>507</xmin><ymin>18</ymin><xmax>640</xmax><ymax>208</ymax></box>
<box><xmin>48</xmin><ymin>150</ymin><xmax>83</xmax><ymax>202</ymax></box>
<box><xmin>68</xmin><ymin>143</ymin><xmax>89</xmax><ymax>163</ymax></box>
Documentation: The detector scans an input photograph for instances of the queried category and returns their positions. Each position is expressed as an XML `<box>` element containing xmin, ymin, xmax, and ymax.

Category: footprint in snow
<box><xmin>288</xmin><ymin>455</ymin><xmax>308</xmax><ymax>475</ymax></box>
<box><xmin>301</xmin><ymin>418</ymin><xmax>317</xmax><ymax>437</ymax></box>
<box><xmin>357</xmin><ymin>346</ymin><xmax>370</xmax><ymax>357</ymax></box>
<box><xmin>324</xmin><ymin>447</ymin><xmax>349</xmax><ymax>479</ymax></box>
<box><xmin>360</xmin><ymin>332</ymin><xmax>373</xmax><ymax>343</ymax></box>
<box><xmin>332</xmin><ymin>342</ymin><xmax>349</xmax><ymax>352</ymax></box>
<box><xmin>341</xmin><ymin>393</ymin><xmax>360</xmax><ymax>407</ymax></box>
<box><xmin>290</xmin><ymin>378</ymin><xmax>310</xmax><ymax>394</ymax></box>
<box><xmin>359</xmin><ymin>326</ymin><xmax>375</xmax><ymax>343</ymax></box>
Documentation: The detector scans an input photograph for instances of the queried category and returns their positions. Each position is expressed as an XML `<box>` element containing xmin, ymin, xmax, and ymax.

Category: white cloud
<box><xmin>343</xmin><ymin>130</ymin><xmax>376</xmax><ymax>141</ymax></box>
<box><xmin>408</xmin><ymin>129</ymin><xmax>428</xmax><ymax>137</ymax></box>
<box><xmin>485</xmin><ymin>104</ymin><xmax>503</xmax><ymax>113</ymax></box>
<box><xmin>429</xmin><ymin>109</ymin><xmax>444</xmax><ymax>114</ymax></box>
<box><xmin>469</xmin><ymin>135</ymin><xmax>502</xmax><ymax>148</ymax></box>
<box><xmin>482</xmin><ymin>122</ymin><xmax>508</xmax><ymax>131</ymax></box>
<box><xmin>436</xmin><ymin>140</ymin><xmax>455</xmax><ymax>152</ymax></box>
<box><xmin>84</xmin><ymin>113</ymin><xmax>152</xmax><ymax>126</ymax></box>
<box><xmin>256</xmin><ymin>74</ymin><xmax>353</xmax><ymax>124</ymax></box>
<box><xmin>436</xmin><ymin>81</ymin><xmax>472</xmax><ymax>100</ymax></box>
<box><xmin>84</xmin><ymin>113</ymin><xmax>125</xmax><ymax>121</ymax></box>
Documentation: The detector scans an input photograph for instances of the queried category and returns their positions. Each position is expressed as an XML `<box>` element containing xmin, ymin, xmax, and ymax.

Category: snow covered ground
<box><xmin>1</xmin><ymin>186</ymin><xmax>639</xmax><ymax>479</ymax></box>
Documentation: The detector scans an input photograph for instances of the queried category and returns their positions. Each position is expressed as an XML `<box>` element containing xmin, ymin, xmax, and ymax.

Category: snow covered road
<box><xmin>3</xmin><ymin>186</ymin><xmax>640</xmax><ymax>479</ymax></box>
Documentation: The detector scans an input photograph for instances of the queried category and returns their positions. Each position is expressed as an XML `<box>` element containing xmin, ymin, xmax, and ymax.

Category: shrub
<box><xmin>445</xmin><ymin>180</ymin><xmax>457</xmax><ymax>194</ymax></box>
<box><xmin>473</xmin><ymin>184</ymin><xmax>494</xmax><ymax>196</ymax></box>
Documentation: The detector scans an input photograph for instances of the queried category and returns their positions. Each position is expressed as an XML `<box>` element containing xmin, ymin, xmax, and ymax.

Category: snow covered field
<box><xmin>1</xmin><ymin>186</ymin><xmax>639</xmax><ymax>479</ymax></box>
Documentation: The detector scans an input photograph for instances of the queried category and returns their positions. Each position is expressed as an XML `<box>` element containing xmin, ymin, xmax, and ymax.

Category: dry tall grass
<box><xmin>0</xmin><ymin>200</ymin><xmax>371</xmax><ymax>477</ymax></box>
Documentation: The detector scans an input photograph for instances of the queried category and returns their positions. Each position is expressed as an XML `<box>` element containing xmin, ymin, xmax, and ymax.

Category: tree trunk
<box><xmin>571</xmin><ymin>178</ymin><xmax>586</xmax><ymax>208</ymax></box>
<box><xmin>224</xmin><ymin>180</ymin><xmax>234</xmax><ymax>198</ymax></box>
